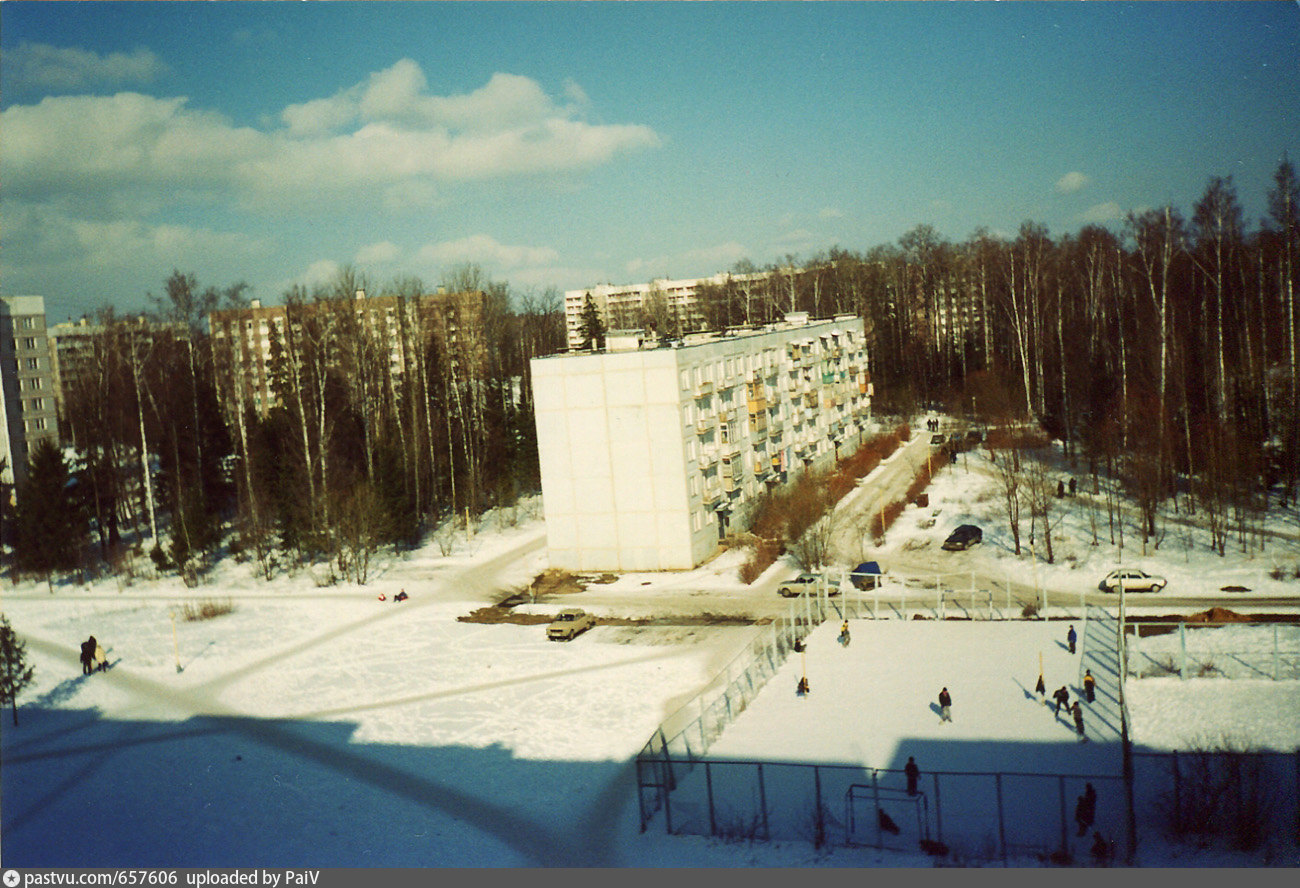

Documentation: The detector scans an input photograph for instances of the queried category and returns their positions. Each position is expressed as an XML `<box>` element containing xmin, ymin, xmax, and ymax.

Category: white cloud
<box><xmin>819</xmin><ymin>207</ymin><xmax>845</xmax><ymax>220</ymax></box>
<box><xmin>1055</xmin><ymin>171</ymin><xmax>1090</xmax><ymax>194</ymax></box>
<box><xmin>356</xmin><ymin>241</ymin><xmax>402</xmax><ymax>265</ymax></box>
<box><xmin>416</xmin><ymin>234</ymin><xmax>559</xmax><ymax>270</ymax></box>
<box><xmin>1080</xmin><ymin>201</ymin><xmax>1124</xmax><ymax>224</ymax></box>
<box><xmin>5</xmin><ymin>43</ymin><xmax>165</xmax><ymax>91</ymax></box>
<box><xmin>1</xmin><ymin>63</ymin><xmax>660</xmax><ymax>216</ymax></box>
<box><xmin>624</xmin><ymin>243</ymin><xmax>752</xmax><ymax>280</ymax></box>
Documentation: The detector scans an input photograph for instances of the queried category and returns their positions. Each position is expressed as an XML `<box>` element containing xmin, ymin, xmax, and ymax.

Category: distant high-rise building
<box><xmin>207</xmin><ymin>289</ymin><xmax>488</xmax><ymax>416</ymax></box>
<box><xmin>0</xmin><ymin>295</ymin><xmax>59</xmax><ymax>497</ymax></box>
<box><xmin>563</xmin><ymin>271</ymin><xmax>770</xmax><ymax>351</ymax></box>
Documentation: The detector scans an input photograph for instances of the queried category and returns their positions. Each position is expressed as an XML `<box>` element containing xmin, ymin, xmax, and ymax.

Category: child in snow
<box><xmin>838</xmin><ymin>621</ymin><xmax>850</xmax><ymax>647</ymax></box>
<box><xmin>1072</xmin><ymin>701</ymin><xmax>1087</xmax><ymax>741</ymax></box>
<box><xmin>904</xmin><ymin>756</ymin><xmax>920</xmax><ymax>796</ymax></box>
<box><xmin>1083</xmin><ymin>669</ymin><xmax>1096</xmax><ymax>703</ymax></box>
<box><xmin>938</xmin><ymin>687</ymin><xmax>952</xmax><ymax>722</ymax></box>
<box><xmin>94</xmin><ymin>641</ymin><xmax>108</xmax><ymax>672</ymax></box>
<box><xmin>1067</xmin><ymin>625</ymin><xmax>1077</xmax><ymax>654</ymax></box>
<box><xmin>1053</xmin><ymin>685</ymin><xmax>1070</xmax><ymax>716</ymax></box>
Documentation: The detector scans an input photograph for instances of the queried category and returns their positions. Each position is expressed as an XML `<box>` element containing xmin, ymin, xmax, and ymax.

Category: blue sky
<box><xmin>3</xmin><ymin>1</ymin><xmax>1298</xmax><ymax>324</ymax></box>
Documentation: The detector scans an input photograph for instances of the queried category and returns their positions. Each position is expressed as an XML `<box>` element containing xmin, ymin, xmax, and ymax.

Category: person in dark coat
<box><xmin>1072</xmin><ymin>701</ymin><xmax>1087</xmax><ymax>741</ymax></box>
<box><xmin>1083</xmin><ymin>669</ymin><xmax>1096</xmax><ymax>703</ymax></box>
<box><xmin>938</xmin><ymin>687</ymin><xmax>952</xmax><ymax>722</ymax></box>
<box><xmin>1066</xmin><ymin>625</ymin><xmax>1078</xmax><ymax>654</ymax></box>
<box><xmin>1090</xmin><ymin>831</ymin><xmax>1114</xmax><ymax>865</ymax></box>
<box><xmin>1075</xmin><ymin>784</ymin><xmax>1097</xmax><ymax>836</ymax></box>
<box><xmin>1034</xmin><ymin>673</ymin><xmax>1046</xmax><ymax>697</ymax></box>
<box><xmin>1053</xmin><ymin>685</ymin><xmax>1070</xmax><ymax>716</ymax></box>
<box><xmin>904</xmin><ymin>756</ymin><xmax>920</xmax><ymax>796</ymax></box>
<box><xmin>80</xmin><ymin>636</ymin><xmax>97</xmax><ymax>675</ymax></box>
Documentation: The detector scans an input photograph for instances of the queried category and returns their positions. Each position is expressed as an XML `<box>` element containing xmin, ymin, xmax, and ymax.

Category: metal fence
<box><xmin>1126</xmin><ymin>620</ymin><xmax>1300</xmax><ymax>681</ymax></box>
<box><xmin>637</xmin><ymin>755</ymin><xmax>1130</xmax><ymax>864</ymax></box>
<box><xmin>638</xmin><ymin>750</ymin><xmax>1299</xmax><ymax>864</ymax></box>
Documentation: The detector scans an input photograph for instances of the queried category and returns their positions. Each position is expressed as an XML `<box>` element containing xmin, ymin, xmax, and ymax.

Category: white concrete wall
<box><xmin>532</xmin><ymin>349</ymin><xmax>694</xmax><ymax>571</ymax></box>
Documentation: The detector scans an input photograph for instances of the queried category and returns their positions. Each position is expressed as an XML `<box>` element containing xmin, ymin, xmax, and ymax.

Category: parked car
<box><xmin>849</xmin><ymin>561</ymin><xmax>884</xmax><ymax>590</ymax></box>
<box><xmin>778</xmin><ymin>572</ymin><xmax>837</xmax><ymax>597</ymax></box>
<box><xmin>942</xmin><ymin>524</ymin><xmax>983</xmax><ymax>551</ymax></box>
<box><xmin>547</xmin><ymin>608</ymin><xmax>596</xmax><ymax>641</ymax></box>
<box><xmin>1099</xmin><ymin>569</ymin><xmax>1167</xmax><ymax>593</ymax></box>
<box><xmin>930</xmin><ymin>433</ymin><xmax>946</xmax><ymax>446</ymax></box>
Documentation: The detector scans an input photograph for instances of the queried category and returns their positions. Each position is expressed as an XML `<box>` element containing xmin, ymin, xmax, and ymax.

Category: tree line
<box><xmin>5</xmin><ymin>265</ymin><xmax>565</xmax><ymax>586</ymax></box>
<box><xmin>694</xmin><ymin>159</ymin><xmax>1299</xmax><ymax>544</ymax></box>
<box><xmin>4</xmin><ymin>160</ymin><xmax>1296</xmax><ymax>585</ymax></box>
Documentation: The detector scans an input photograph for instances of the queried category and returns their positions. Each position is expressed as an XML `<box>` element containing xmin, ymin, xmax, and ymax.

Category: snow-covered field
<box><xmin>3</xmin><ymin>429</ymin><xmax>1299</xmax><ymax>867</ymax></box>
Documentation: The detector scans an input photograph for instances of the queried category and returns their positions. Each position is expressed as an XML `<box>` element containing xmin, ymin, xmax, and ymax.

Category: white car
<box><xmin>1100</xmin><ymin>569</ymin><xmax>1167</xmax><ymax>593</ymax></box>
<box><xmin>547</xmin><ymin>608</ymin><xmax>596</xmax><ymax>641</ymax></box>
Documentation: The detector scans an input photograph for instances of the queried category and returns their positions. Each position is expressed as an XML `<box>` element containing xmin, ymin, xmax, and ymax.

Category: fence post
<box><xmin>1058</xmin><ymin>775</ymin><xmax>1069</xmax><ymax>859</ymax></box>
<box><xmin>1179</xmin><ymin>622</ymin><xmax>1187</xmax><ymax>680</ymax></box>
<box><xmin>1274</xmin><ymin>624</ymin><xmax>1280</xmax><ymax>681</ymax></box>
<box><xmin>933</xmin><ymin>773</ymin><xmax>943</xmax><ymax>844</ymax></box>
<box><xmin>706</xmin><ymin>762</ymin><xmax>716</xmax><ymax>837</ymax></box>
<box><xmin>814</xmin><ymin>766</ymin><xmax>824</xmax><ymax>849</ymax></box>
<box><xmin>996</xmin><ymin>773</ymin><xmax>1007</xmax><ymax>866</ymax></box>
<box><xmin>872</xmin><ymin>769</ymin><xmax>883</xmax><ymax>850</ymax></box>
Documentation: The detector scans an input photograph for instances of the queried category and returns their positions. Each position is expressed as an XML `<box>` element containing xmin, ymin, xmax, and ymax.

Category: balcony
<box><xmin>694</xmin><ymin>381</ymin><xmax>713</xmax><ymax>398</ymax></box>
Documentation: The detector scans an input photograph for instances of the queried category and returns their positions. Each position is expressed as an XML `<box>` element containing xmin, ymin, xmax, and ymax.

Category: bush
<box><xmin>1157</xmin><ymin>745</ymin><xmax>1279</xmax><ymax>851</ymax></box>
<box><xmin>179</xmin><ymin>598</ymin><xmax>234</xmax><ymax>622</ymax></box>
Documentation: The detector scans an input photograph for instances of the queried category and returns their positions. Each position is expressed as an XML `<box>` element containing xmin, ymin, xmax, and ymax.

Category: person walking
<box><xmin>1075</xmin><ymin>783</ymin><xmax>1097</xmax><ymax>836</ymax></box>
<box><xmin>1034</xmin><ymin>673</ymin><xmax>1046</xmax><ymax>697</ymax></box>
<box><xmin>938</xmin><ymin>687</ymin><xmax>952</xmax><ymax>723</ymax></box>
<box><xmin>94</xmin><ymin>640</ymin><xmax>108</xmax><ymax>672</ymax></box>
<box><xmin>1067</xmin><ymin>625</ymin><xmax>1078</xmax><ymax>654</ymax></box>
<box><xmin>1083</xmin><ymin>669</ymin><xmax>1096</xmax><ymax>703</ymax></box>
<box><xmin>79</xmin><ymin>636</ymin><xmax>97</xmax><ymax>676</ymax></box>
<box><xmin>904</xmin><ymin>756</ymin><xmax>920</xmax><ymax>796</ymax></box>
<box><xmin>1053</xmin><ymin>685</ymin><xmax>1070</xmax><ymax>716</ymax></box>
<box><xmin>1072</xmin><ymin>701</ymin><xmax>1087</xmax><ymax>741</ymax></box>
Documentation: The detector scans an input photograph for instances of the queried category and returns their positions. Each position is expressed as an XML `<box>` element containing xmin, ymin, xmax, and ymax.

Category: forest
<box><xmin>4</xmin><ymin>158</ymin><xmax>1297</xmax><ymax>586</ymax></box>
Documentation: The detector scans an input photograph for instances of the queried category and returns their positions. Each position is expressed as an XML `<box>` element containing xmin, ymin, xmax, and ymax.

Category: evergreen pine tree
<box><xmin>579</xmin><ymin>295</ymin><xmax>605</xmax><ymax>351</ymax></box>
<box><xmin>12</xmin><ymin>440</ymin><xmax>88</xmax><ymax>590</ymax></box>
<box><xmin>0</xmin><ymin>614</ymin><xmax>35</xmax><ymax>726</ymax></box>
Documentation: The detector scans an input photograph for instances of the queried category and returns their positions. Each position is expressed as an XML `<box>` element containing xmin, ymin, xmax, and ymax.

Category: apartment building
<box><xmin>564</xmin><ymin>271</ymin><xmax>769</xmax><ymax>350</ymax></box>
<box><xmin>0</xmin><ymin>295</ymin><xmax>59</xmax><ymax>495</ymax></box>
<box><xmin>47</xmin><ymin>316</ymin><xmax>187</xmax><ymax>434</ymax></box>
<box><xmin>208</xmin><ymin>289</ymin><xmax>487</xmax><ymax>416</ymax></box>
<box><xmin>531</xmin><ymin>313</ymin><xmax>872</xmax><ymax>571</ymax></box>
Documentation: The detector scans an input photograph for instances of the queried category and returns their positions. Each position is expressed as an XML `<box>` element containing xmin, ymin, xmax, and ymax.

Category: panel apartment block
<box><xmin>532</xmin><ymin>314</ymin><xmax>871</xmax><ymax>571</ymax></box>
<box><xmin>0</xmin><ymin>295</ymin><xmax>59</xmax><ymax>494</ymax></box>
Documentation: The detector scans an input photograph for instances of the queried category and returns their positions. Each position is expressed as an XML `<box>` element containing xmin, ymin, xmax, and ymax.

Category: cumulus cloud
<box><xmin>5</xmin><ymin>43</ymin><xmax>166</xmax><ymax>91</ymax></box>
<box><xmin>416</xmin><ymin>234</ymin><xmax>559</xmax><ymax>269</ymax></box>
<box><xmin>1080</xmin><ymin>201</ymin><xmax>1124</xmax><ymax>224</ymax></box>
<box><xmin>1</xmin><ymin>61</ymin><xmax>660</xmax><ymax>215</ymax></box>
<box><xmin>356</xmin><ymin>241</ymin><xmax>402</xmax><ymax>265</ymax></box>
<box><xmin>1055</xmin><ymin>171</ymin><xmax>1090</xmax><ymax>194</ymax></box>
<box><xmin>624</xmin><ymin>243</ymin><xmax>751</xmax><ymax>280</ymax></box>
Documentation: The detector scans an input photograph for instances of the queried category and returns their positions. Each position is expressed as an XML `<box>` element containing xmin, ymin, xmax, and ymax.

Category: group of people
<box><xmin>78</xmin><ymin>635</ymin><xmax>108</xmax><ymax>675</ymax></box>
<box><xmin>1032</xmin><ymin>625</ymin><xmax>1098</xmax><ymax>742</ymax></box>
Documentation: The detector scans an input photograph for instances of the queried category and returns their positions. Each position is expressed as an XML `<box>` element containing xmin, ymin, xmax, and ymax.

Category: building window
<box><xmin>26</xmin><ymin>357</ymin><xmax>39</xmax><ymax>370</ymax></box>
<box><xmin>22</xmin><ymin>337</ymin><xmax>36</xmax><ymax>350</ymax></box>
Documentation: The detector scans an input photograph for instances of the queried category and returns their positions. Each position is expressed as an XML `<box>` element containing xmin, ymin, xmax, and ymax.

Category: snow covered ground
<box><xmin>3</xmin><ymin>428</ymin><xmax>1299</xmax><ymax>867</ymax></box>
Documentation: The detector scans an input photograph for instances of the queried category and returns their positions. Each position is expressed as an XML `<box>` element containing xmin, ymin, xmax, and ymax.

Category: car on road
<box><xmin>547</xmin><ymin>608</ymin><xmax>596</xmax><ymax>641</ymax></box>
<box><xmin>777</xmin><ymin>572</ymin><xmax>837</xmax><ymax>597</ymax></box>
<box><xmin>849</xmin><ymin>561</ymin><xmax>884</xmax><ymax>590</ymax></box>
<box><xmin>942</xmin><ymin>524</ymin><xmax>983</xmax><ymax>551</ymax></box>
<box><xmin>1099</xmin><ymin>568</ymin><xmax>1167</xmax><ymax>593</ymax></box>
<box><xmin>930</xmin><ymin>433</ymin><xmax>946</xmax><ymax>446</ymax></box>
